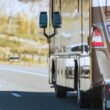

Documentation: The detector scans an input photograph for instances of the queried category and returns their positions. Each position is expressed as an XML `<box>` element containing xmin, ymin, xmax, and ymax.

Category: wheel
<box><xmin>79</xmin><ymin>92</ymin><xmax>91</xmax><ymax>108</ymax></box>
<box><xmin>55</xmin><ymin>85</ymin><xmax>67</xmax><ymax>98</ymax></box>
<box><xmin>93</xmin><ymin>91</ymin><xmax>102</xmax><ymax>108</ymax></box>
<box><xmin>87</xmin><ymin>87</ymin><xmax>102</xmax><ymax>108</ymax></box>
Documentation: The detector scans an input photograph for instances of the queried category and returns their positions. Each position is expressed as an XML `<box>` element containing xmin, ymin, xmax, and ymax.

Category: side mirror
<box><xmin>52</xmin><ymin>12</ymin><xmax>61</xmax><ymax>28</ymax></box>
<box><xmin>39</xmin><ymin>12</ymin><xmax>48</xmax><ymax>28</ymax></box>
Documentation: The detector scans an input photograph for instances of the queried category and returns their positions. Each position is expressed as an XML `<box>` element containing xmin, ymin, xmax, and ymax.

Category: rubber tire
<box><xmin>80</xmin><ymin>92</ymin><xmax>91</xmax><ymax>108</ymax></box>
<box><xmin>55</xmin><ymin>85</ymin><xmax>66</xmax><ymax>98</ymax></box>
<box><xmin>93</xmin><ymin>93</ymin><xmax>102</xmax><ymax>108</ymax></box>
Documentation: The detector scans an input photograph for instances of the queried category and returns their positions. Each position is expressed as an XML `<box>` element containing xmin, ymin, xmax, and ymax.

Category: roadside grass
<box><xmin>0</xmin><ymin>38</ymin><xmax>22</xmax><ymax>48</ymax></box>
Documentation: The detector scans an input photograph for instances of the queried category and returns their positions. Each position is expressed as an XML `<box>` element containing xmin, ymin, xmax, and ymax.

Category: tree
<box><xmin>30</xmin><ymin>17</ymin><xmax>36</xmax><ymax>35</ymax></box>
<box><xmin>18</xmin><ymin>14</ymin><xmax>28</xmax><ymax>34</ymax></box>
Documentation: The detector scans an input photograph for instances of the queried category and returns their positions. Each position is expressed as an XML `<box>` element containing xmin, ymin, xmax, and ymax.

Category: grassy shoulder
<box><xmin>0</xmin><ymin>55</ymin><xmax>48</xmax><ymax>67</ymax></box>
<box><xmin>0</xmin><ymin>35</ymin><xmax>48</xmax><ymax>66</ymax></box>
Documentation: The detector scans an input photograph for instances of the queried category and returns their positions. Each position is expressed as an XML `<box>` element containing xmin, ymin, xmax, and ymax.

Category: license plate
<box><xmin>106</xmin><ymin>100</ymin><xmax>110</xmax><ymax>108</ymax></box>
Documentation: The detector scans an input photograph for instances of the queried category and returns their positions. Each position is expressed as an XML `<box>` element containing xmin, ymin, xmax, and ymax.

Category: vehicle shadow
<box><xmin>0</xmin><ymin>91</ymin><xmax>100</xmax><ymax>110</ymax></box>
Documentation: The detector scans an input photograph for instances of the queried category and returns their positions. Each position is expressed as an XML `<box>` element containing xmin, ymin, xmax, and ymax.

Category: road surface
<box><xmin>0</xmin><ymin>64</ymin><xmax>100</xmax><ymax>110</ymax></box>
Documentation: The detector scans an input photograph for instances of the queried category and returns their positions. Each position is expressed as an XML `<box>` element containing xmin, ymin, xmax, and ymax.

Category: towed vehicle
<box><xmin>39</xmin><ymin>0</ymin><xmax>110</xmax><ymax>109</ymax></box>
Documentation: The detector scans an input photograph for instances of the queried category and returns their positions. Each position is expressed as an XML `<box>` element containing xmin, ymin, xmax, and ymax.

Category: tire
<box><xmin>92</xmin><ymin>87</ymin><xmax>104</xmax><ymax>109</ymax></box>
<box><xmin>79</xmin><ymin>92</ymin><xmax>91</xmax><ymax>108</ymax></box>
<box><xmin>93</xmin><ymin>91</ymin><xmax>102</xmax><ymax>108</ymax></box>
<box><xmin>55</xmin><ymin>85</ymin><xmax>67</xmax><ymax>98</ymax></box>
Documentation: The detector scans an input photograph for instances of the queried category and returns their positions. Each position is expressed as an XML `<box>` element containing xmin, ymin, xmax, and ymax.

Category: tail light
<box><xmin>107</xmin><ymin>87</ymin><xmax>110</xmax><ymax>94</ymax></box>
<box><xmin>91</xmin><ymin>29</ymin><xmax>104</xmax><ymax>47</ymax></box>
<box><xmin>106</xmin><ymin>85</ymin><xmax>110</xmax><ymax>94</ymax></box>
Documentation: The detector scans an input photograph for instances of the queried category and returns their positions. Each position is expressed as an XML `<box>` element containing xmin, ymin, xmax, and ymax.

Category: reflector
<box><xmin>94</xmin><ymin>29</ymin><xmax>100</xmax><ymax>36</ymax></box>
<box><xmin>91</xmin><ymin>29</ymin><xmax>104</xmax><ymax>47</ymax></box>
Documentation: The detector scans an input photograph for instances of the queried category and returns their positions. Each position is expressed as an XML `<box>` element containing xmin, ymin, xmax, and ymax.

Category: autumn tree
<box><xmin>30</xmin><ymin>17</ymin><xmax>36</xmax><ymax>34</ymax></box>
<box><xmin>18</xmin><ymin>14</ymin><xmax>28</xmax><ymax>34</ymax></box>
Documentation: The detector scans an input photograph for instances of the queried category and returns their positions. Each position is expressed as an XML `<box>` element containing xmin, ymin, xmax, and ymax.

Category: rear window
<box><xmin>71</xmin><ymin>46</ymin><xmax>82</xmax><ymax>52</ymax></box>
<box><xmin>71</xmin><ymin>45</ymin><xmax>88</xmax><ymax>52</ymax></box>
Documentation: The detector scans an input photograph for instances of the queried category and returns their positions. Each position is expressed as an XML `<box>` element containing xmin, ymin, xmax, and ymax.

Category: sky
<box><xmin>0</xmin><ymin>0</ymin><xmax>49</xmax><ymax>21</ymax></box>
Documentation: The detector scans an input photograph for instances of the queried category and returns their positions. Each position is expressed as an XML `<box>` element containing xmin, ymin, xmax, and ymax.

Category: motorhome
<box><xmin>39</xmin><ymin>0</ymin><xmax>110</xmax><ymax>109</ymax></box>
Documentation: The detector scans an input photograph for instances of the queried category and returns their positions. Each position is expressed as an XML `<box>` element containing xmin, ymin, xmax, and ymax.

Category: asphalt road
<box><xmin>0</xmin><ymin>64</ymin><xmax>100</xmax><ymax>110</ymax></box>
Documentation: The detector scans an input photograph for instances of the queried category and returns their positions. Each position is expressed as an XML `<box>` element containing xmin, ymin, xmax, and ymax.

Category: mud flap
<box><xmin>74</xmin><ymin>59</ymin><xmax>78</xmax><ymax>90</ymax></box>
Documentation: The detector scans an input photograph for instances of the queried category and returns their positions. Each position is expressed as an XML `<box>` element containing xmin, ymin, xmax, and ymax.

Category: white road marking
<box><xmin>0</xmin><ymin>67</ymin><xmax>48</xmax><ymax>78</ymax></box>
<box><xmin>11</xmin><ymin>93</ymin><xmax>22</xmax><ymax>97</ymax></box>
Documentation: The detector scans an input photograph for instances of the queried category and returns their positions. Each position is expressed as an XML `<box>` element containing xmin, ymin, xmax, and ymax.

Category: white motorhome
<box><xmin>39</xmin><ymin>0</ymin><xmax>110</xmax><ymax>109</ymax></box>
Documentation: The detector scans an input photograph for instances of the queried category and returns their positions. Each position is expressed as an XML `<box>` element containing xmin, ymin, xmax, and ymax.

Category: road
<box><xmin>0</xmin><ymin>64</ymin><xmax>100</xmax><ymax>110</ymax></box>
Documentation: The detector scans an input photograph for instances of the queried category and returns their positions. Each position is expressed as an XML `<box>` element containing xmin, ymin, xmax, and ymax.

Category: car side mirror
<box><xmin>39</xmin><ymin>12</ymin><xmax>48</xmax><ymax>28</ymax></box>
<box><xmin>52</xmin><ymin>12</ymin><xmax>61</xmax><ymax>28</ymax></box>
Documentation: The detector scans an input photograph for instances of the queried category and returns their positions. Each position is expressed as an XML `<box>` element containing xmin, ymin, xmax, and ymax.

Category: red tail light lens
<box><xmin>108</xmin><ymin>87</ymin><xmax>110</xmax><ymax>94</ymax></box>
<box><xmin>91</xmin><ymin>29</ymin><xmax>104</xmax><ymax>47</ymax></box>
